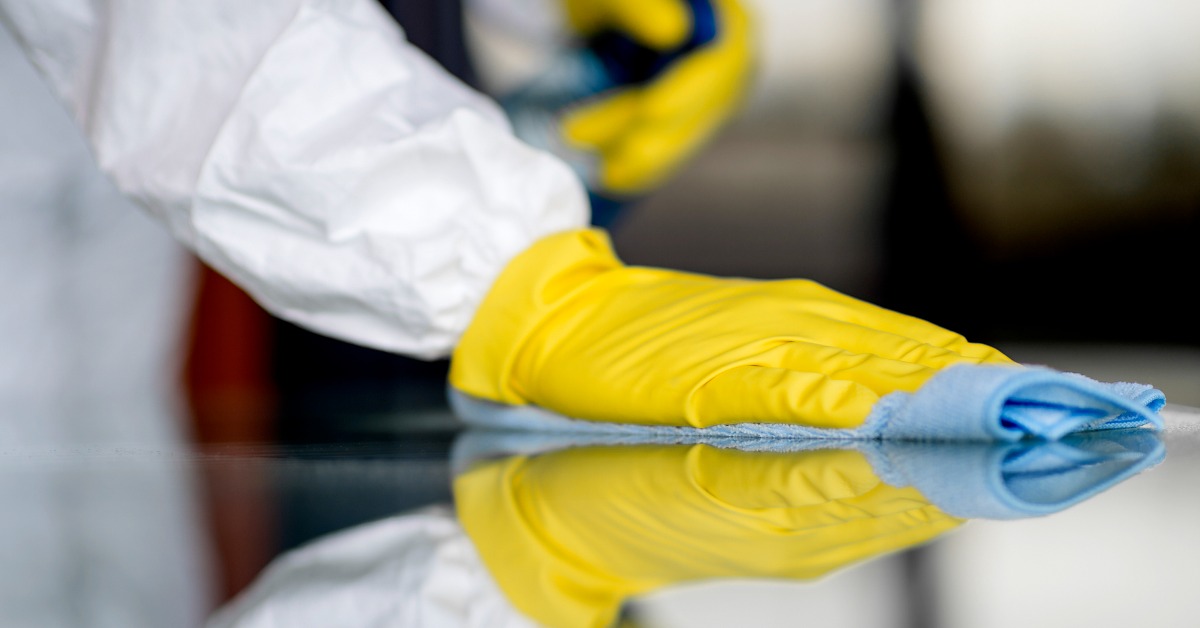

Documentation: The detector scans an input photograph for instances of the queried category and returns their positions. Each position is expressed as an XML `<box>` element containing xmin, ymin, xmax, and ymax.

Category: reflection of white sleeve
<box><xmin>0</xmin><ymin>0</ymin><xmax>589</xmax><ymax>359</ymax></box>
<box><xmin>206</xmin><ymin>506</ymin><xmax>539</xmax><ymax>628</ymax></box>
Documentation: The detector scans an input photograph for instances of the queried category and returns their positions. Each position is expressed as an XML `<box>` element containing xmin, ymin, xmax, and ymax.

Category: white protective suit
<box><xmin>0</xmin><ymin>0</ymin><xmax>589</xmax><ymax>360</ymax></box>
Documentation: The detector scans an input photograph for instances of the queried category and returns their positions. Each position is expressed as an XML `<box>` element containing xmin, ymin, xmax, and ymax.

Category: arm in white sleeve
<box><xmin>0</xmin><ymin>0</ymin><xmax>589</xmax><ymax>359</ymax></box>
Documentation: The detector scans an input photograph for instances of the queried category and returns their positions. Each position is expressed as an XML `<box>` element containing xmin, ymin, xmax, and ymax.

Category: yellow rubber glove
<box><xmin>450</xmin><ymin>228</ymin><xmax>1015</xmax><ymax>429</ymax></box>
<box><xmin>560</xmin><ymin>0</ymin><xmax>755</xmax><ymax>195</ymax></box>
<box><xmin>455</xmin><ymin>443</ymin><xmax>962</xmax><ymax>628</ymax></box>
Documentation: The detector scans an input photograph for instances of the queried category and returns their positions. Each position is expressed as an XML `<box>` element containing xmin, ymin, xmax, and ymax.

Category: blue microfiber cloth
<box><xmin>869</xmin><ymin>364</ymin><xmax>1165</xmax><ymax>441</ymax></box>
<box><xmin>448</xmin><ymin>364</ymin><xmax>1165</xmax><ymax>442</ymax></box>
<box><xmin>449</xmin><ymin>427</ymin><xmax>1166</xmax><ymax>520</ymax></box>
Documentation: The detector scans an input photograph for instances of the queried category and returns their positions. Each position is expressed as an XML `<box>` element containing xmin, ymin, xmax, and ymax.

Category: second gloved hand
<box><xmin>560</xmin><ymin>0</ymin><xmax>754</xmax><ymax>196</ymax></box>
<box><xmin>450</xmin><ymin>229</ymin><xmax>1014</xmax><ymax>429</ymax></box>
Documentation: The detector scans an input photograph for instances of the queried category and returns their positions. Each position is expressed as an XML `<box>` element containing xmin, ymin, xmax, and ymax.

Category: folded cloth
<box><xmin>449</xmin><ymin>364</ymin><xmax>1165</xmax><ymax>442</ymax></box>
<box><xmin>871</xmin><ymin>364</ymin><xmax>1165</xmax><ymax>441</ymax></box>
<box><xmin>450</xmin><ymin>426</ymin><xmax>1165</xmax><ymax>520</ymax></box>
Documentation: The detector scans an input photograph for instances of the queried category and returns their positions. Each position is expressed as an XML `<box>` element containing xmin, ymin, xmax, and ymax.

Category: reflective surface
<box><xmin>2</xmin><ymin>402</ymin><xmax>1198</xmax><ymax>628</ymax></box>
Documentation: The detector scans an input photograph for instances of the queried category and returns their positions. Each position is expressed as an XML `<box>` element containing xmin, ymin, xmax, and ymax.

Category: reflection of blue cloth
<box><xmin>449</xmin><ymin>364</ymin><xmax>1165</xmax><ymax>442</ymax></box>
<box><xmin>864</xmin><ymin>429</ymin><xmax>1165</xmax><ymax>519</ymax></box>
<box><xmin>450</xmin><ymin>427</ymin><xmax>1166</xmax><ymax>521</ymax></box>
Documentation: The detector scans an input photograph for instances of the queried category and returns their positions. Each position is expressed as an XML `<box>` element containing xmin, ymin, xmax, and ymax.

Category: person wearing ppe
<box><xmin>267</xmin><ymin>0</ymin><xmax>754</xmax><ymax>434</ymax></box>
<box><xmin>0</xmin><ymin>0</ymin><xmax>1163</xmax><ymax>436</ymax></box>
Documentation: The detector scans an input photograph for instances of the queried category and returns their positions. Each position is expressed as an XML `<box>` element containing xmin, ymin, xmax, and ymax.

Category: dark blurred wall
<box><xmin>879</xmin><ymin>0</ymin><xmax>1200</xmax><ymax>347</ymax></box>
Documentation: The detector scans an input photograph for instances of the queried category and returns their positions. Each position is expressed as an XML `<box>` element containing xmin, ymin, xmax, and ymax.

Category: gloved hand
<box><xmin>560</xmin><ymin>0</ymin><xmax>754</xmax><ymax>196</ymax></box>
<box><xmin>450</xmin><ymin>228</ymin><xmax>1014</xmax><ymax>429</ymax></box>
<box><xmin>454</xmin><ymin>442</ymin><xmax>960</xmax><ymax>628</ymax></box>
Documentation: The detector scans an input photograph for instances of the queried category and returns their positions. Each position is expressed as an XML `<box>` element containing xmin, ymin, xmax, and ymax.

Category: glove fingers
<box><xmin>591</xmin><ymin>0</ymin><xmax>753</xmax><ymax>193</ymax></box>
<box><xmin>597</xmin><ymin>98</ymin><xmax>728</xmax><ymax>192</ymax></box>
<box><xmin>562</xmin><ymin>89</ymin><xmax>641</xmax><ymax>151</ymax></box>
<box><xmin>691</xmin><ymin>447</ymin><xmax>882</xmax><ymax>509</ymax></box>
<box><xmin>756</xmin><ymin>313</ymin><xmax>1002</xmax><ymax>372</ymax></box>
<box><xmin>564</xmin><ymin>51</ymin><xmax>745</xmax><ymax>192</ymax></box>
<box><xmin>797</xmin><ymin>314</ymin><xmax>1011</xmax><ymax>368</ymax></box>
<box><xmin>564</xmin><ymin>0</ymin><xmax>691</xmax><ymax>48</ymax></box>
<box><xmin>639</xmin><ymin>0</ymin><xmax>753</xmax><ymax>120</ymax></box>
<box><xmin>687</xmin><ymin>365</ymin><xmax>883</xmax><ymax>428</ymax></box>
<box><xmin>605</xmin><ymin>0</ymin><xmax>692</xmax><ymax>50</ymax></box>
<box><xmin>643</xmin><ymin>32</ymin><xmax>753</xmax><ymax>123</ymax></box>
<box><xmin>761</xmin><ymin>281</ymin><xmax>1015</xmax><ymax>365</ymax></box>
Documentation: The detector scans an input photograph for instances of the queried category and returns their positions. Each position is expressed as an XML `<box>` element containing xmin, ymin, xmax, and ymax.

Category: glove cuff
<box><xmin>450</xmin><ymin>228</ymin><xmax>624</xmax><ymax>404</ymax></box>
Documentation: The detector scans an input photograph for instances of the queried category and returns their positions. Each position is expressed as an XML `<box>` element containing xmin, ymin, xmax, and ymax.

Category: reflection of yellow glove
<box><xmin>450</xmin><ymin>229</ymin><xmax>1014</xmax><ymax>428</ymax></box>
<box><xmin>455</xmin><ymin>444</ymin><xmax>961</xmax><ymax>628</ymax></box>
<box><xmin>560</xmin><ymin>0</ymin><xmax>754</xmax><ymax>194</ymax></box>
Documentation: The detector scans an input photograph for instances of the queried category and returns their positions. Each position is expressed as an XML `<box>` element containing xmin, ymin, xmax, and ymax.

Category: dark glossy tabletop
<box><xmin>2</xmin><ymin>400</ymin><xmax>1198</xmax><ymax>628</ymax></box>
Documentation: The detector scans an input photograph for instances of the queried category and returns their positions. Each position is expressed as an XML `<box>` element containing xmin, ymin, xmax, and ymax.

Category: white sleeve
<box><xmin>206</xmin><ymin>507</ymin><xmax>539</xmax><ymax>628</ymax></box>
<box><xmin>0</xmin><ymin>0</ymin><xmax>589</xmax><ymax>359</ymax></box>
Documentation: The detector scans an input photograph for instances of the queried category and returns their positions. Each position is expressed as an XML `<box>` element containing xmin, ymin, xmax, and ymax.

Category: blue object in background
<box><xmin>590</xmin><ymin>0</ymin><xmax>717</xmax><ymax>85</ymax></box>
<box><xmin>588</xmin><ymin>192</ymin><xmax>627</xmax><ymax>228</ymax></box>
